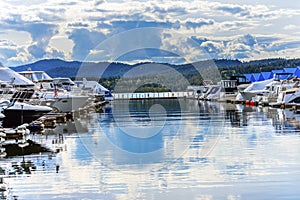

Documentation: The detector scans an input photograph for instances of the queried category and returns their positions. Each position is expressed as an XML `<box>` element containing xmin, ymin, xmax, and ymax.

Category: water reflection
<box><xmin>1</xmin><ymin>99</ymin><xmax>300</xmax><ymax>199</ymax></box>
<box><xmin>220</xmin><ymin>102</ymin><xmax>300</xmax><ymax>134</ymax></box>
<box><xmin>81</xmin><ymin>99</ymin><xmax>226</xmax><ymax>170</ymax></box>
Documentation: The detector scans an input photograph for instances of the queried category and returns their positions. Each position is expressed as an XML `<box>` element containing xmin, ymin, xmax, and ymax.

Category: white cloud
<box><xmin>49</xmin><ymin>35</ymin><xmax>74</xmax><ymax>59</ymax></box>
<box><xmin>6</xmin><ymin>50</ymin><xmax>32</xmax><ymax>66</ymax></box>
<box><xmin>0</xmin><ymin>0</ymin><xmax>300</xmax><ymax>65</ymax></box>
<box><xmin>0</xmin><ymin>30</ymin><xmax>31</xmax><ymax>46</ymax></box>
<box><xmin>284</xmin><ymin>25</ymin><xmax>297</xmax><ymax>30</ymax></box>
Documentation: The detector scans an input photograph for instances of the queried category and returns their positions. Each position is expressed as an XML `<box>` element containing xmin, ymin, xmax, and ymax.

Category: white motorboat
<box><xmin>0</xmin><ymin>64</ymin><xmax>34</xmax><ymax>88</ymax></box>
<box><xmin>41</xmin><ymin>93</ymin><xmax>91</xmax><ymax>113</ymax></box>
<box><xmin>74</xmin><ymin>78</ymin><xmax>113</xmax><ymax>101</ymax></box>
<box><xmin>206</xmin><ymin>85</ymin><xmax>222</xmax><ymax>100</ymax></box>
<box><xmin>17</xmin><ymin>70</ymin><xmax>92</xmax><ymax>112</ymax></box>
<box><xmin>0</xmin><ymin>100</ymin><xmax>52</xmax><ymax>128</ymax></box>
<box><xmin>0</xmin><ymin>65</ymin><xmax>35</xmax><ymax>104</ymax></box>
<box><xmin>277</xmin><ymin>87</ymin><xmax>300</xmax><ymax>104</ymax></box>
<box><xmin>186</xmin><ymin>85</ymin><xmax>208</xmax><ymax>99</ymax></box>
<box><xmin>236</xmin><ymin>72</ymin><xmax>295</xmax><ymax>102</ymax></box>
<box><xmin>237</xmin><ymin>79</ymin><xmax>273</xmax><ymax>101</ymax></box>
<box><xmin>191</xmin><ymin>76</ymin><xmax>250</xmax><ymax>101</ymax></box>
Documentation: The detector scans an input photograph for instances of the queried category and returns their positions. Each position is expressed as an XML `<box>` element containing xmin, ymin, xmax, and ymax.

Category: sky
<box><xmin>0</xmin><ymin>0</ymin><xmax>300</xmax><ymax>66</ymax></box>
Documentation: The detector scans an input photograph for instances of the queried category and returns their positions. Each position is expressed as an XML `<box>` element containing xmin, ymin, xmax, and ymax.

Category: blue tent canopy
<box><xmin>259</xmin><ymin>72</ymin><xmax>273</xmax><ymax>80</ymax></box>
<box><xmin>295</xmin><ymin>66</ymin><xmax>300</xmax><ymax>78</ymax></box>
<box><xmin>250</xmin><ymin>73</ymin><xmax>261</xmax><ymax>82</ymax></box>
<box><xmin>244</xmin><ymin>74</ymin><xmax>252</xmax><ymax>82</ymax></box>
<box><xmin>283</xmin><ymin>68</ymin><xmax>297</xmax><ymax>74</ymax></box>
<box><xmin>272</xmin><ymin>69</ymin><xmax>283</xmax><ymax>74</ymax></box>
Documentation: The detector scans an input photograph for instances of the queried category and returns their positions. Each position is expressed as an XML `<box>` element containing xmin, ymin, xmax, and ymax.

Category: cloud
<box><xmin>201</xmin><ymin>41</ymin><xmax>224</xmax><ymax>53</ymax></box>
<box><xmin>264</xmin><ymin>41</ymin><xmax>300</xmax><ymax>52</ymax></box>
<box><xmin>28</xmin><ymin>44</ymin><xmax>46</xmax><ymax>59</ymax></box>
<box><xmin>68</xmin><ymin>28</ymin><xmax>107</xmax><ymax>60</ymax></box>
<box><xmin>284</xmin><ymin>25</ymin><xmax>297</xmax><ymax>30</ymax></box>
<box><xmin>213</xmin><ymin>3</ymin><xmax>280</xmax><ymax>19</ymax></box>
<box><xmin>38</xmin><ymin>11</ymin><xmax>65</xmax><ymax>22</ymax></box>
<box><xmin>68</xmin><ymin>22</ymin><xmax>89</xmax><ymax>27</ymax></box>
<box><xmin>110</xmin><ymin>20</ymin><xmax>179</xmax><ymax>31</ymax></box>
<box><xmin>189</xmin><ymin>34</ymin><xmax>274</xmax><ymax>60</ymax></box>
<box><xmin>0</xmin><ymin>47</ymin><xmax>18</xmax><ymax>60</ymax></box>
<box><xmin>216</xmin><ymin>5</ymin><xmax>247</xmax><ymax>15</ymax></box>
<box><xmin>24</xmin><ymin>23</ymin><xmax>58</xmax><ymax>41</ymax></box>
<box><xmin>0</xmin><ymin>40</ymin><xmax>17</xmax><ymax>48</ymax></box>
<box><xmin>147</xmin><ymin>5</ymin><xmax>188</xmax><ymax>16</ymax></box>
<box><xmin>1</xmin><ymin>0</ymin><xmax>300</xmax><ymax>65</ymax></box>
<box><xmin>185</xmin><ymin>19</ymin><xmax>214</xmax><ymax>29</ymax></box>
<box><xmin>46</xmin><ymin>47</ymin><xmax>66</xmax><ymax>59</ymax></box>
<box><xmin>0</xmin><ymin>12</ymin><xmax>59</xmax><ymax>59</ymax></box>
<box><xmin>7</xmin><ymin>51</ymin><xmax>31</xmax><ymax>66</ymax></box>
<box><xmin>96</xmin><ymin>22</ymin><xmax>112</xmax><ymax>29</ymax></box>
<box><xmin>25</xmin><ymin>23</ymin><xmax>59</xmax><ymax>59</ymax></box>
<box><xmin>236</xmin><ymin>34</ymin><xmax>257</xmax><ymax>47</ymax></box>
<box><xmin>94</xmin><ymin>0</ymin><xmax>106</xmax><ymax>6</ymax></box>
<box><xmin>2</xmin><ymin>0</ymin><xmax>45</xmax><ymax>6</ymax></box>
<box><xmin>58</xmin><ymin>2</ymin><xmax>78</xmax><ymax>6</ymax></box>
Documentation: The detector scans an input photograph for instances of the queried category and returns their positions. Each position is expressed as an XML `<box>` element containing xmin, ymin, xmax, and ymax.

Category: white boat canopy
<box><xmin>0</xmin><ymin>64</ymin><xmax>35</xmax><ymax>87</ymax></box>
<box><xmin>18</xmin><ymin>70</ymin><xmax>53</xmax><ymax>83</ymax></box>
<box><xmin>53</xmin><ymin>78</ymin><xmax>75</xmax><ymax>86</ymax></box>
<box><xmin>75</xmin><ymin>78</ymin><xmax>109</xmax><ymax>93</ymax></box>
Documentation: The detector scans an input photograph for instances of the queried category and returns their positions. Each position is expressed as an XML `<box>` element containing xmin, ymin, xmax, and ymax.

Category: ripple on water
<box><xmin>1</xmin><ymin>100</ymin><xmax>300</xmax><ymax>199</ymax></box>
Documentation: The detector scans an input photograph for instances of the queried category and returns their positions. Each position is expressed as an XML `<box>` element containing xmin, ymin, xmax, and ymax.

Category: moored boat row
<box><xmin>0</xmin><ymin>64</ymin><xmax>112</xmax><ymax>130</ymax></box>
<box><xmin>0</xmin><ymin>64</ymin><xmax>111</xmax><ymax>167</ymax></box>
<box><xmin>187</xmin><ymin>71</ymin><xmax>300</xmax><ymax>109</ymax></box>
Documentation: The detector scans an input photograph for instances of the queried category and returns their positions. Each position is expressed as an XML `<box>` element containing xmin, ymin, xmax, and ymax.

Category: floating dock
<box><xmin>113</xmin><ymin>92</ymin><xmax>189</xmax><ymax>100</ymax></box>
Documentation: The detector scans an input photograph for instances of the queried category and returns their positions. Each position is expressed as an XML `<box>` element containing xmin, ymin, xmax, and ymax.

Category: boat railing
<box><xmin>221</xmin><ymin>80</ymin><xmax>237</xmax><ymax>88</ymax></box>
<box><xmin>0</xmin><ymin>88</ymin><xmax>14</xmax><ymax>100</ymax></box>
<box><xmin>9</xmin><ymin>89</ymin><xmax>35</xmax><ymax>104</ymax></box>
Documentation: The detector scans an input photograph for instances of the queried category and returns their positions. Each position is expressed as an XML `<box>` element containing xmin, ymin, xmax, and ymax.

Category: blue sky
<box><xmin>0</xmin><ymin>0</ymin><xmax>300</xmax><ymax>66</ymax></box>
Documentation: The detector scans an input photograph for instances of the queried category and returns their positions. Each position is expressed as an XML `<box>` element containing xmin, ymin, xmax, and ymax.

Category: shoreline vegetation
<box><xmin>10</xmin><ymin>58</ymin><xmax>300</xmax><ymax>93</ymax></box>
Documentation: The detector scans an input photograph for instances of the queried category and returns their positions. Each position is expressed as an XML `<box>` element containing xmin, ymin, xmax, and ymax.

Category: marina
<box><xmin>1</xmin><ymin>0</ymin><xmax>300</xmax><ymax>199</ymax></box>
<box><xmin>2</xmin><ymin>62</ymin><xmax>300</xmax><ymax>199</ymax></box>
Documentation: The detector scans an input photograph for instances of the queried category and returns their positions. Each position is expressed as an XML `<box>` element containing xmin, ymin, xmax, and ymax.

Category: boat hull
<box><xmin>239</xmin><ymin>91</ymin><xmax>257</xmax><ymax>101</ymax></box>
<box><xmin>2</xmin><ymin>109</ymin><xmax>51</xmax><ymax>128</ymax></box>
<box><xmin>46</xmin><ymin>96</ymin><xmax>90</xmax><ymax>113</ymax></box>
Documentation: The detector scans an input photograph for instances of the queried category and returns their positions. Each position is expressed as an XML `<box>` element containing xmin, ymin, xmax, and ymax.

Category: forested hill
<box><xmin>10</xmin><ymin>58</ymin><xmax>300</xmax><ymax>79</ymax></box>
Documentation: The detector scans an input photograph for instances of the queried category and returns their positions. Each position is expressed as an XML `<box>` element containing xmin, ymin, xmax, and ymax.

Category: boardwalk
<box><xmin>113</xmin><ymin>92</ymin><xmax>190</xmax><ymax>100</ymax></box>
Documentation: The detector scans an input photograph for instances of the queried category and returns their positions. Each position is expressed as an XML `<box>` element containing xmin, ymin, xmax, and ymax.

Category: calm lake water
<box><xmin>2</xmin><ymin>99</ymin><xmax>300</xmax><ymax>199</ymax></box>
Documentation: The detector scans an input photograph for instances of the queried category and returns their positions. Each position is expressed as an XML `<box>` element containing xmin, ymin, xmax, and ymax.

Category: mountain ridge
<box><xmin>9</xmin><ymin>58</ymin><xmax>300</xmax><ymax>79</ymax></box>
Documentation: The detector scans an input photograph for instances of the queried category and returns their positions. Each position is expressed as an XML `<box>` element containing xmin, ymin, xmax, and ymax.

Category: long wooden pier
<box><xmin>113</xmin><ymin>92</ymin><xmax>190</xmax><ymax>100</ymax></box>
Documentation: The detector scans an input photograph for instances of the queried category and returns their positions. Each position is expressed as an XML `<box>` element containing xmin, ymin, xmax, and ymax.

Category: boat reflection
<box><xmin>192</xmin><ymin>100</ymin><xmax>300</xmax><ymax>133</ymax></box>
